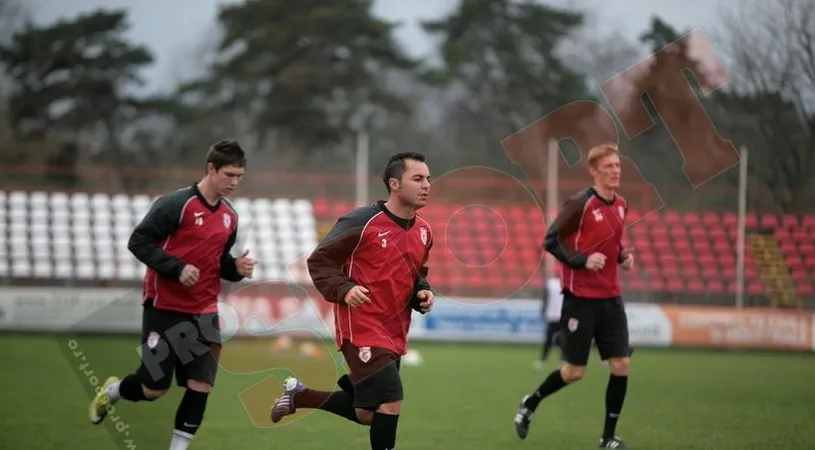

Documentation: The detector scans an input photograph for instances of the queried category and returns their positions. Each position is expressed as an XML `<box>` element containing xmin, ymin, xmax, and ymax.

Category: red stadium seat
<box><xmin>720</xmin><ymin>266</ymin><xmax>736</xmax><ymax>281</ymax></box>
<box><xmin>678</xmin><ymin>253</ymin><xmax>696</xmax><ymax>267</ymax></box>
<box><xmin>712</xmin><ymin>240</ymin><xmax>731</xmax><ymax>253</ymax></box>
<box><xmin>707</xmin><ymin>280</ymin><xmax>725</xmax><ymax>294</ymax></box>
<box><xmin>666</xmin><ymin>279</ymin><xmax>684</xmax><ymax>293</ymax></box>
<box><xmin>638</xmin><ymin>252</ymin><xmax>656</xmax><ymax>267</ymax></box>
<box><xmin>653</xmin><ymin>239</ymin><xmax>671</xmax><ymax>251</ymax></box>
<box><xmin>702</xmin><ymin>212</ymin><xmax>720</xmax><ymax>226</ymax></box>
<box><xmin>791</xmin><ymin>269</ymin><xmax>808</xmax><ymax>283</ymax></box>
<box><xmin>761</xmin><ymin>214</ymin><xmax>778</xmax><ymax>229</ymax></box>
<box><xmin>747</xmin><ymin>281</ymin><xmax>764</xmax><ymax>295</ymax></box>
<box><xmin>791</xmin><ymin>229</ymin><xmax>808</xmax><ymax>242</ymax></box>
<box><xmin>644</xmin><ymin>266</ymin><xmax>661</xmax><ymax>279</ymax></box>
<box><xmin>683</xmin><ymin>211</ymin><xmax>700</xmax><ymax>225</ymax></box>
<box><xmin>782</xmin><ymin>215</ymin><xmax>799</xmax><ymax>228</ymax></box>
<box><xmin>690</xmin><ymin>227</ymin><xmax>707</xmax><ymax>240</ymax></box>
<box><xmin>745</xmin><ymin>213</ymin><xmax>758</xmax><ymax>228</ymax></box>
<box><xmin>686</xmin><ymin>280</ymin><xmax>705</xmax><ymax>293</ymax></box>
<box><xmin>648</xmin><ymin>278</ymin><xmax>665</xmax><ymax>291</ymax></box>
<box><xmin>787</xmin><ymin>256</ymin><xmax>804</xmax><ymax>270</ymax></box>
<box><xmin>692</xmin><ymin>240</ymin><xmax>710</xmax><ymax>252</ymax></box>
<box><xmin>306</xmin><ymin>200</ymin><xmax>806</xmax><ymax>299</ymax></box>
<box><xmin>664</xmin><ymin>211</ymin><xmax>681</xmax><ymax>225</ymax></box>
<box><xmin>627</xmin><ymin>277</ymin><xmax>645</xmax><ymax>291</ymax></box>
<box><xmin>673</xmin><ymin>239</ymin><xmax>690</xmax><ymax>252</ymax></box>
<box><xmin>662</xmin><ymin>265</ymin><xmax>679</xmax><ymax>278</ymax></box>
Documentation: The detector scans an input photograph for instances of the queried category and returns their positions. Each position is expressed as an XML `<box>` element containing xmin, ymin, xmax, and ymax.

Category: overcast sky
<box><xmin>27</xmin><ymin>0</ymin><xmax>735</xmax><ymax>93</ymax></box>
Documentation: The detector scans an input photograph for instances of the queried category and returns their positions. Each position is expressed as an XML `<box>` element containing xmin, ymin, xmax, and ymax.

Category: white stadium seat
<box><xmin>54</xmin><ymin>259</ymin><xmax>72</xmax><ymax>278</ymax></box>
<box><xmin>9</xmin><ymin>191</ymin><xmax>27</xmax><ymax>209</ymax></box>
<box><xmin>12</xmin><ymin>259</ymin><xmax>30</xmax><ymax>277</ymax></box>
<box><xmin>70</xmin><ymin>192</ymin><xmax>89</xmax><ymax>210</ymax></box>
<box><xmin>0</xmin><ymin>190</ymin><xmax>318</xmax><ymax>283</ymax></box>
<box><xmin>49</xmin><ymin>192</ymin><xmax>69</xmax><ymax>210</ymax></box>
<box><xmin>33</xmin><ymin>261</ymin><xmax>52</xmax><ymax>278</ymax></box>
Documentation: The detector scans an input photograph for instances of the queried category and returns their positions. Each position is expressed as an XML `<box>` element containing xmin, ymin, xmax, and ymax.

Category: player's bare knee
<box><xmin>376</xmin><ymin>400</ymin><xmax>401</xmax><ymax>415</ymax></box>
<box><xmin>143</xmin><ymin>387</ymin><xmax>168</xmax><ymax>400</ymax></box>
<box><xmin>355</xmin><ymin>408</ymin><xmax>375</xmax><ymax>425</ymax></box>
<box><xmin>609</xmin><ymin>357</ymin><xmax>630</xmax><ymax>376</ymax></box>
<box><xmin>187</xmin><ymin>379</ymin><xmax>212</xmax><ymax>393</ymax></box>
<box><xmin>560</xmin><ymin>364</ymin><xmax>586</xmax><ymax>383</ymax></box>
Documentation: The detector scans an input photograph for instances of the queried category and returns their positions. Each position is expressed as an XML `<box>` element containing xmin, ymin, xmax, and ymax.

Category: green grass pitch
<box><xmin>1</xmin><ymin>333</ymin><xmax>814</xmax><ymax>449</ymax></box>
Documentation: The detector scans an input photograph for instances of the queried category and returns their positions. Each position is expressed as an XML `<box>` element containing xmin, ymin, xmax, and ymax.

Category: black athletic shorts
<box><xmin>339</xmin><ymin>340</ymin><xmax>403</xmax><ymax>409</ymax></box>
<box><xmin>559</xmin><ymin>291</ymin><xmax>630</xmax><ymax>366</ymax></box>
<box><xmin>135</xmin><ymin>299</ymin><xmax>221</xmax><ymax>390</ymax></box>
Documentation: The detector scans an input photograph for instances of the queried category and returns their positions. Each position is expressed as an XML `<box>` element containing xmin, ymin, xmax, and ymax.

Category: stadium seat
<box><xmin>760</xmin><ymin>214</ymin><xmax>778</xmax><ymax>229</ymax></box>
<box><xmin>781</xmin><ymin>215</ymin><xmax>798</xmax><ymax>228</ymax></box>
<box><xmin>0</xmin><ymin>190</ymin><xmax>318</xmax><ymax>284</ymax></box>
<box><xmin>2</xmin><ymin>190</ymin><xmax>815</xmax><ymax>303</ymax></box>
<box><xmin>745</xmin><ymin>213</ymin><xmax>758</xmax><ymax>228</ymax></box>
<box><xmin>702</xmin><ymin>212</ymin><xmax>719</xmax><ymax>226</ymax></box>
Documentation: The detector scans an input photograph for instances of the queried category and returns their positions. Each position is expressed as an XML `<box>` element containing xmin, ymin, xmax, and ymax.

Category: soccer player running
<box><xmin>514</xmin><ymin>143</ymin><xmax>635</xmax><ymax>449</ymax></box>
<box><xmin>88</xmin><ymin>140</ymin><xmax>257</xmax><ymax>450</ymax></box>
<box><xmin>270</xmin><ymin>152</ymin><xmax>435</xmax><ymax>450</ymax></box>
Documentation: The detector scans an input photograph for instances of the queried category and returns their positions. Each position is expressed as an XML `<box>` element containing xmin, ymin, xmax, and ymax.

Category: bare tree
<box><xmin>560</xmin><ymin>5</ymin><xmax>645</xmax><ymax>89</ymax></box>
<box><xmin>715</xmin><ymin>0</ymin><xmax>815</xmax><ymax>212</ymax></box>
<box><xmin>717</xmin><ymin>0</ymin><xmax>815</xmax><ymax>112</ymax></box>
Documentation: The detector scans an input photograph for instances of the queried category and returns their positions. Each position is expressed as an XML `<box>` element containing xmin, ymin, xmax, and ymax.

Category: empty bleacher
<box><xmin>1</xmin><ymin>190</ymin><xmax>812</xmax><ymax>307</ymax></box>
<box><xmin>313</xmin><ymin>199</ymin><xmax>815</xmax><ymax>306</ymax></box>
<box><xmin>0</xmin><ymin>190</ymin><xmax>317</xmax><ymax>285</ymax></box>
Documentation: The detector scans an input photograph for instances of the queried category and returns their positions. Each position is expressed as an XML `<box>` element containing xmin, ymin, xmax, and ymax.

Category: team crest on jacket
<box><xmin>618</xmin><ymin>206</ymin><xmax>625</xmax><ymax>218</ymax></box>
<box><xmin>359</xmin><ymin>346</ymin><xmax>372</xmax><ymax>363</ymax></box>
<box><xmin>420</xmin><ymin>227</ymin><xmax>428</xmax><ymax>245</ymax></box>
<box><xmin>223</xmin><ymin>213</ymin><xmax>231</xmax><ymax>228</ymax></box>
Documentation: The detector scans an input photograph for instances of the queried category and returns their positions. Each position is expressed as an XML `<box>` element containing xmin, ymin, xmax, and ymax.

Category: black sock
<box><xmin>370</xmin><ymin>413</ymin><xmax>399</xmax><ymax>450</ymax></box>
<box><xmin>603</xmin><ymin>374</ymin><xmax>628</xmax><ymax>438</ymax></box>
<box><xmin>318</xmin><ymin>391</ymin><xmax>361</xmax><ymax>424</ymax></box>
<box><xmin>175</xmin><ymin>389</ymin><xmax>209</xmax><ymax>436</ymax></box>
<box><xmin>524</xmin><ymin>369</ymin><xmax>568</xmax><ymax>411</ymax></box>
<box><xmin>118</xmin><ymin>374</ymin><xmax>149</xmax><ymax>402</ymax></box>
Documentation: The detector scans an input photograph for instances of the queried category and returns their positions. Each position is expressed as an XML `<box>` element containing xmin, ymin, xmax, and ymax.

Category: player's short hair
<box><xmin>587</xmin><ymin>143</ymin><xmax>618</xmax><ymax>168</ymax></box>
<box><xmin>382</xmin><ymin>152</ymin><xmax>426</xmax><ymax>193</ymax></box>
<box><xmin>206</xmin><ymin>139</ymin><xmax>246</xmax><ymax>171</ymax></box>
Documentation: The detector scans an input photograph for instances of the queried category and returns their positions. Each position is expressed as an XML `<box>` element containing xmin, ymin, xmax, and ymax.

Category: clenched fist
<box><xmin>585</xmin><ymin>253</ymin><xmax>607</xmax><ymax>271</ymax></box>
<box><xmin>343</xmin><ymin>285</ymin><xmax>371</xmax><ymax>308</ymax></box>
<box><xmin>236</xmin><ymin>249</ymin><xmax>257</xmax><ymax>278</ymax></box>
<box><xmin>179</xmin><ymin>264</ymin><xmax>200</xmax><ymax>287</ymax></box>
